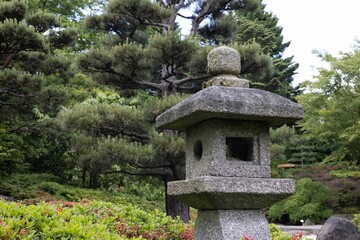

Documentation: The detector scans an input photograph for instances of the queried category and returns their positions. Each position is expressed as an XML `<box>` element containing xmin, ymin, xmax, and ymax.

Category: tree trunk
<box><xmin>164</xmin><ymin>174</ymin><xmax>190</xmax><ymax>223</ymax></box>
<box><xmin>89</xmin><ymin>171</ymin><xmax>99</xmax><ymax>189</ymax></box>
<box><xmin>82</xmin><ymin>167</ymin><xmax>87</xmax><ymax>187</ymax></box>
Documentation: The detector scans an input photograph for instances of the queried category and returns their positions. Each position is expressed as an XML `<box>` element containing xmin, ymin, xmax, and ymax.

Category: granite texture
<box><xmin>317</xmin><ymin>217</ymin><xmax>360</xmax><ymax>240</ymax></box>
<box><xmin>155</xmin><ymin>86</ymin><xmax>304</xmax><ymax>130</ymax></box>
<box><xmin>185</xmin><ymin>119</ymin><xmax>271</xmax><ymax>178</ymax></box>
<box><xmin>195</xmin><ymin>210</ymin><xmax>271</xmax><ymax>240</ymax></box>
<box><xmin>203</xmin><ymin>75</ymin><xmax>249</xmax><ymax>88</ymax></box>
<box><xmin>167</xmin><ymin>176</ymin><xmax>295</xmax><ymax>209</ymax></box>
<box><xmin>207</xmin><ymin>46</ymin><xmax>241</xmax><ymax>76</ymax></box>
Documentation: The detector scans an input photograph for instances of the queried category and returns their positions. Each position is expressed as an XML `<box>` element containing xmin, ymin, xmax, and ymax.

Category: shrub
<box><xmin>0</xmin><ymin>173</ymin><xmax>62</xmax><ymax>199</ymax></box>
<box><xmin>0</xmin><ymin>199</ymin><xmax>193</xmax><ymax>239</ymax></box>
<box><xmin>268</xmin><ymin>224</ymin><xmax>304</xmax><ymax>240</ymax></box>
<box><xmin>268</xmin><ymin>178</ymin><xmax>335</xmax><ymax>224</ymax></box>
<box><xmin>329</xmin><ymin>169</ymin><xmax>360</xmax><ymax>179</ymax></box>
<box><xmin>353</xmin><ymin>214</ymin><xmax>360</xmax><ymax>232</ymax></box>
<box><xmin>0</xmin><ymin>173</ymin><xmax>164</xmax><ymax>210</ymax></box>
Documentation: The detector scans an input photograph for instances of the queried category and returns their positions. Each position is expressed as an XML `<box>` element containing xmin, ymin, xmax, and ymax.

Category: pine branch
<box><xmin>138</xmin><ymin>80</ymin><xmax>164</xmax><ymax>91</ymax></box>
<box><xmin>175</xmin><ymin>74</ymin><xmax>210</xmax><ymax>86</ymax></box>
<box><xmin>1</xmin><ymin>51</ymin><xmax>17</xmax><ymax>70</ymax></box>
<box><xmin>189</xmin><ymin>0</ymin><xmax>212</xmax><ymax>38</ymax></box>
<box><xmin>8</xmin><ymin>123</ymin><xmax>40</xmax><ymax>134</ymax></box>
<box><xmin>142</xmin><ymin>21</ymin><xmax>170</xmax><ymax>29</ymax></box>
<box><xmin>0</xmin><ymin>100</ymin><xmax>19</xmax><ymax>106</ymax></box>
<box><xmin>177</xmin><ymin>12</ymin><xmax>195</xmax><ymax>19</ymax></box>
<box><xmin>0</xmin><ymin>89</ymin><xmax>33</xmax><ymax>98</ymax></box>
<box><xmin>189</xmin><ymin>0</ymin><xmax>245</xmax><ymax>38</ymax></box>
<box><xmin>98</xmin><ymin>125</ymin><xmax>150</xmax><ymax>143</ymax></box>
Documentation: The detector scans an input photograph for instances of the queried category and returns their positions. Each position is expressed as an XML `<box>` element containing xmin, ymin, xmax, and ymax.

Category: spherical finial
<box><xmin>204</xmin><ymin>46</ymin><xmax>249</xmax><ymax>88</ymax></box>
<box><xmin>207</xmin><ymin>46</ymin><xmax>241</xmax><ymax>76</ymax></box>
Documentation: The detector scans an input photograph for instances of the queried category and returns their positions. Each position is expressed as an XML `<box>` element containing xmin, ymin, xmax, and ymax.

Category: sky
<box><xmin>262</xmin><ymin>0</ymin><xmax>360</xmax><ymax>86</ymax></box>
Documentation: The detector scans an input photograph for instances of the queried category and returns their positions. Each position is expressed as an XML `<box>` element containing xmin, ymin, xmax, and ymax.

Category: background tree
<box><xmin>199</xmin><ymin>4</ymin><xmax>299</xmax><ymax>98</ymax></box>
<box><xmin>0</xmin><ymin>0</ymin><xmax>77</xmax><ymax>176</ymax></box>
<box><xmin>270</xmin><ymin>126</ymin><xmax>332</xmax><ymax>169</ymax></box>
<box><xmin>77</xmin><ymin>0</ymin><xmax>282</xmax><ymax>95</ymax></box>
<box><xmin>297</xmin><ymin>46</ymin><xmax>360</xmax><ymax>165</ymax></box>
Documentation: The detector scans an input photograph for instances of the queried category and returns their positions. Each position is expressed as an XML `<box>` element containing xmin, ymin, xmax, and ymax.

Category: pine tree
<box><xmin>0</xmin><ymin>0</ymin><xmax>77</xmax><ymax>175</ymax></box>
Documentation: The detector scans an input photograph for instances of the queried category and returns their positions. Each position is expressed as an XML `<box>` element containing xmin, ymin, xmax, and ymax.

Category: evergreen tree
<box><xmin>56</xmin><ymin>90</ymin><xmax>188</xmax><ymax>218</ymax></box>
<box><xmin>0</xmin><ymin>0</ymin><xmax>77</xmax><ymax>176</ymax></box>
<box><xmin>199</xmin><ymin>4</ymin><xmax>299</xmax><ymax>98</ymax></box>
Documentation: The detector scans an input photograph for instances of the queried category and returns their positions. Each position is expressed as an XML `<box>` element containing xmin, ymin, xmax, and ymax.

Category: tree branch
<box><xmin>1</xmin><ymin>51</ymin><xmax>18</xmax><ymax>70</ymax></box>
<box><xmin>98</xmin><ymin>125</ymin><xmax>150</xmax><ymax>143</ymax></box>
<box><xmin>177</xmin><ymin>12</ymin><xmax>195</xmax><ymax>19</ymax></box>
<box><xmin>138</xmin><ymin>80</ymin><xmax>164</xmax><ymax>91</ymax></box>
<box><xmin>175</xmin><ymin>74</ymin><xmax>210</xmax><ymax>86</ymax></box>
<box><xmin>143</xmin><ymin>21</ymin><xmax>170</xmax><ymax>29</ymax></box>
<box><xmin>189</xmin><ymin>0</ymin><xmax>212</xmax><ymax>38</ymax></box>
<box><xmin>0</xmin><ymin>89</ymin><xmax>33</xmax><ymax>98</ymax></box>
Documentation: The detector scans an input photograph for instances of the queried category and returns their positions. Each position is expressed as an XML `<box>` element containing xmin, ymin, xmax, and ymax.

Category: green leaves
<box><xmin>268</xmin><ymin>178</ymin><xmax>335</xmax><ymax>224</ymax></box>
<box><xmin>26</xmin><ymin>11</ymin><xmax>60</xmax><ymax>33</ymax></box>
<box><xmin>0</xmin><ymin>199</ymin><xmax>194</xmax><ymax>239</ymax></box>
<box><xmin>297</xmin><ymin>47</ymin><xmax>360</xmax><ymax>165</ymax></box>
<box><xmin>0</xmin><ymin>19</ymin><xmax>45</xmax><ymax>55</ymax></box>
<box><xmin>0</xmin><ymin>0</ymin><xmax>27</xmax><ymax>22</ymax></box>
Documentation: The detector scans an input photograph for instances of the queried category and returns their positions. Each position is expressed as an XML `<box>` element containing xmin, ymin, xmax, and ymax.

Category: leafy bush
<box><xmin>0</xmin><ymin>173</ymin><xmax>163</xmax><ymax>211</ymax></box>
<box><xmin>0</xmin><ymin>173</ymin><xmax>61</xmax><ymax>198</ymax></box>
<box><xmin>0</xmin><ymin>199</ymin><xmax>193</xmax><ymax>239</ymax></box>
<box><xmin>329</xmin><ymin>169</ymin><xmax>360</xmax><ymax>179</ymax></box>
<box><xmin>269</xmin><ymin>224</ymin><xmax>303</xmax><ymax>240</ymax></box>
<box><xmin>353</xmin><ymin>214</ymin><xmax>360</xmax><ymax>231</ymax></box>
<box><xmin>268</xmin><ymin>178</ymin><xmax>335</xmax><ymax>224</ymax></box>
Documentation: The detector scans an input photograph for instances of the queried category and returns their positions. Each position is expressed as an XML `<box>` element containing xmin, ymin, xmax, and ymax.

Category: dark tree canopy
<box><xmin>0</xmin><ymin>0</ymin><xmax>77</xmax><ymax>176</ymax></box>
<box><xmin>77</xmin><ymin>0</ymin><xmax>298</xmax><ymax>97</ymax></box>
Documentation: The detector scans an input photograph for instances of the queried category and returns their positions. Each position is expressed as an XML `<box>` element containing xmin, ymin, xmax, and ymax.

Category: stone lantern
<box><xmin>155</xmin><ymin>46</ymin><xmax>304</xmax><ymax>240</ymax></box>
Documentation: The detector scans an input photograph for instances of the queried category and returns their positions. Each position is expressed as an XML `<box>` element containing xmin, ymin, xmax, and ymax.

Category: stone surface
<box><xmin>195</xmin><ymin>210</ymin><xmax>271</xmax><ymax>240</ymax></box>
<box><xmin>167</xmin><ymin>176</ymin><xmax>295</xmax><ymax>209</ymax></box>
<box><xmin>207</xmin><ymin>46</ymin><xmax>241</xmax><ymax>76</ymax></box>
<box><xmin>317</xmin><ymin>216</ymin><xmax>360</xmax><ymax>240</ymax></box>
<box><xmin>185</xmin><ymin>119</ymin><xmax>271</xmax><ymax>178</ymax></box>
<box><xmin>203</xmin><ymin>75</ymin><xmax>249</xmax><ymax>88</ymax></box>
<box><xmin>155</xmin><ymin>86</ymin><xmax>304</xmax><ymax>130</ymax></box>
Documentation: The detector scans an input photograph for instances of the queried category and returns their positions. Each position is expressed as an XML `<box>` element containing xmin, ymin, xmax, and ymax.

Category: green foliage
<box><xmin>79</xmin><ymin>0</ymin><xmax>295</xmax><ymax>95</ymax></box>
<box><xmin>0</xmin><ymin>173</ymin><xmax>61</xmax><ymax>198</ymax></box>
<box><xmin>270</xmin><ymin>125</ymin><xmax>296</xmax><ymax>164</ymax></box>
<box><xmin>0</xmin><ymin>127</ymin><xmax>27</xmax><ymax>176</ymax></box>
<box><xmin>297</xmin><ymin>46</ymin><xmax>360</xmax><ymax>165</ymax></box>
<box><xmin>27</xmin><ymin>0</ymin><xmax>105</xmax><ymax>22</ymax></box>
<box><xmin>268</xmin><ymin>178</ymin><xmax>335</xmax><ymax>224</ymax></box>
<box><xmin>330</xmin><ymin>168</ymin><xmax>360</xmax><ymax>179</ymax></box>
<box><xmin>353</xmin><ymin>214</ymin><xmax>360</xmax><ymax>231</ymax></box>
<box><xmin>0</xmin><ymin>19</ymin><xmax>45</xmax><ymax>52</ymax></box>
<box><xmin>0</xmin><ymin>173</ymin><xmax>163</xmax><ymax>210</ymax></box>
<box><xmin>0</xmin><ymin>199</ymin><xmax>193</xmax><ymax>239</ymax></box>
<box><xmin>233</xmin><ymin>5</ymin><xmax>299</xmax><ymax>98</ymax></box>
<box><xmin>270</xmin><ymin>125</ymin><xmax>333</xmax><ymax>178</ymax></box>
<box><xmin>26</xmin><ymin>11</ymin><xmax>60</xmax><ymax>32</ymax></box>
<box><xmin>0</xmin><ymin>0</ymin><xmax>82</xmax><ymax>177</ymax></box>
<box><xmin>269</xmin><ymin>224</ymin><xmax>303</xmax><ymax>240</ymax></box>
<box><xmin>0</xmin><ymin>0</ymin><xmax>27</xmax><ymax>22</ymax></box>
<box><xmin>55</xmin><ymin>90</ymin><xmax>186</xmax><ymax>189</ymax></box>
